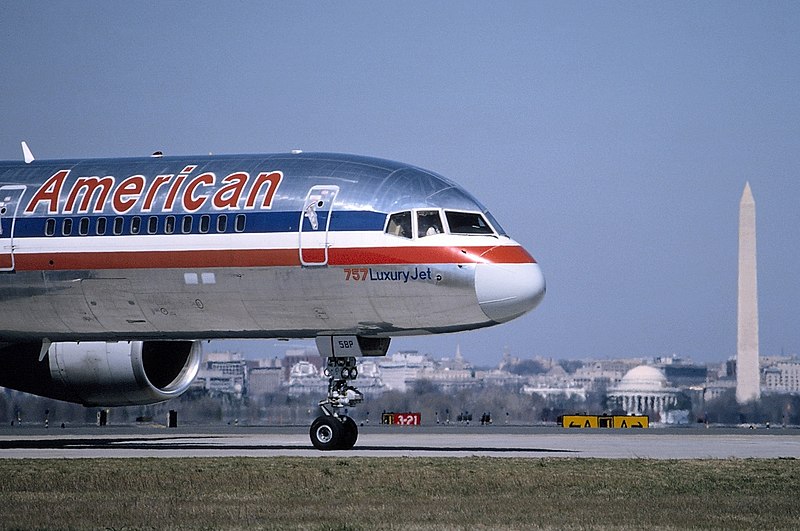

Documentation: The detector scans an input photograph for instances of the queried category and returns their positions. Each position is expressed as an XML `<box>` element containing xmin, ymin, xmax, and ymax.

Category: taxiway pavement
<box><xmin>0</xmin><ymin>425</ymin><xmax>797</xmax><ymax>459</ymax></box>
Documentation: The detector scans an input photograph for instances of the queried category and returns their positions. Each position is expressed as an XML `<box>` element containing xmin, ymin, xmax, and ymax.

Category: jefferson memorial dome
<box><xmin>607</xmin><ymin>365</ymin><xmax>679</xmax><ymax>419</ymax></box>
<box><xmin>617</xmin><ymin>365</ymin><xmax>669</xmax><ymax>391</ymax></box>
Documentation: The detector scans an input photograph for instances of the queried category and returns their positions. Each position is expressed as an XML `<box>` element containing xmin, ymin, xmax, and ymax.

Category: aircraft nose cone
<box><xmin>475</xmin><ymin>262</ymin><xmax>546</xmax><ymax>323</ymax></box>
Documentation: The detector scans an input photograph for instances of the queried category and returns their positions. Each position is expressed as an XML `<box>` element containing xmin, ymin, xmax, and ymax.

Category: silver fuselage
<box><xmin>0</xmin><ymin>152</ymin><xmax>545</xmax><ymax>342</ymax></box>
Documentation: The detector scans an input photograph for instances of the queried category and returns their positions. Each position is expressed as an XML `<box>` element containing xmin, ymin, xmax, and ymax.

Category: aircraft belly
<box><xmin>130</xmin><ymin>269</ymin><xmax>258</xmax><ymax>334</ymax></box>
<box><xmin>240</xmin><ymin>266</ymin><xmax>369</xmax><ymax>333</ymax></box>
<box><xmin>241</xmin><ymin>263</ymin><xmax>486</xmax><ymax>336</ymax></box>
<box><xmin>0</xmin><ymin>269</ymin><xmax>259</xmax><ymax>339</ymax></box>
<box><xmin>82</xmin><ymin>279</ymin><xmax>154</xmax><ymax>333</ymax></box>
<box><xmin>0</xmin><ymin>271</ymin><xmax>76</xmax><ymax>336</ymax></box>
<box><xmin>0</xmin><ymin>263</ymin><xmax>486</xmax><ymax>339</ymax></box>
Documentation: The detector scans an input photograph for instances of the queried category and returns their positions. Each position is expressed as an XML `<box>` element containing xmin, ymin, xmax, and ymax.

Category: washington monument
<box><xmin>736</xmin><ymin>182</ymin><xmax>760</xmax><ymax>404</ymax></box>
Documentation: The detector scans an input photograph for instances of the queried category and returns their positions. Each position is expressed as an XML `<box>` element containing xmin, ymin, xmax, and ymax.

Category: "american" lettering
<box><xmin>24</xmin><ymin>167</ymin><xmax>283</xmax><ymax>215</ymax></box>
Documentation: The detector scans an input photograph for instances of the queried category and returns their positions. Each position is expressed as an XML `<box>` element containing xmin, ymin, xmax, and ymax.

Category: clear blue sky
<box><xmin>2</xmin><ymin>2</ymin><xmax>798</xmax><ymax>365</ymax></box>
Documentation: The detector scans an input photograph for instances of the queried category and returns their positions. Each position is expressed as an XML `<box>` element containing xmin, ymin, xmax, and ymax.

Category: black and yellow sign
<box><xmin>558</xmin><ymin>414</ymin><xmax>648</xmax><ymax>429</ymax></box>
<box><xmin>613</xmin><ymin>415</ymin><xmax>648</xmax><ymax>428</ymax></box>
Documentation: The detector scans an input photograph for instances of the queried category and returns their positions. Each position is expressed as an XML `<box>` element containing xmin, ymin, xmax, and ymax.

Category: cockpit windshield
<box><xmin>385</xmin><ymin>209</ymin><xmax>501</xmax><ymax>238</ymax></box>
<box><xmin>444</xmin><ymin>211</ymin><xmax>494</xmax><ymax>235</ymax></box>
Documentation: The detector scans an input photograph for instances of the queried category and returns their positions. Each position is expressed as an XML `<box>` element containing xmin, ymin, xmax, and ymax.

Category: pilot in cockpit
<box><xmin>417</xmin><ymin>210</ymin><xmax>443</xmax><ymax>237</ymax></box>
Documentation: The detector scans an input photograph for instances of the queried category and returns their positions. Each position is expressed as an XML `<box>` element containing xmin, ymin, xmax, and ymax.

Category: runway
<box><xmin>0</xmin><ymin>425</ymin><xmax>798</xmax><ymax>458</ymax></box>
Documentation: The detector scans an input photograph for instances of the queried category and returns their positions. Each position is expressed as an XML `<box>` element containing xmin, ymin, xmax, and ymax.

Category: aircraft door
<box><xmin>0</xmin><ymin>185</ymin><xmax>26</xmax><ymax>272</ymax></box>
<box><xmin>299</xmin><ymin>185</ymin><xmax>339</xmax><ymax>266</ymax></box>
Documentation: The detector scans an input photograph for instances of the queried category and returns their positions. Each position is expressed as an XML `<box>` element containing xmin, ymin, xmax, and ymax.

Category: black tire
<box><xmin>339</xmin><ymin>416</ymin><xmax>358</xmax><ymax>450</ymax></box>
<box><xmin>310</xmin><ymin>416</ymin><xmax>342</xmax><ymax>451</ymax></box>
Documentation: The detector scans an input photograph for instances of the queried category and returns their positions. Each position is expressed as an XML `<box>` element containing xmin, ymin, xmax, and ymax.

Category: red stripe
<box><xmin>14</xmin><ymin>245</ymin><xmax>536</xmax><ymax>271</ymax></box>
<box><xmin>327</xmin><ymin>245</ymin><xmax>535</xmax><ymax>265</ymax></box>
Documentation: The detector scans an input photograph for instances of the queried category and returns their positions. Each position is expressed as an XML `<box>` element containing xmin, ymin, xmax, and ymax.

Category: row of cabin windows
<box><xmin>45</xmin><ymin>214</ymin><xmax>247</xmax><ymax>237</ymax></box>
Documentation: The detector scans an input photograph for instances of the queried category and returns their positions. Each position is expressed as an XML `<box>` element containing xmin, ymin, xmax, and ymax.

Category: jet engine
<box><xmin>0</xmin><ymin>340</ymin><xmax>201</xmax><ymax>406</ymax></box>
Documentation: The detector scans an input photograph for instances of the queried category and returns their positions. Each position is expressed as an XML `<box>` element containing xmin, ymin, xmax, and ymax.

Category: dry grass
<box><xmin>0</xmin><ymin>458</ymin><xmax>798</xmax><ymax>530</ymax></box>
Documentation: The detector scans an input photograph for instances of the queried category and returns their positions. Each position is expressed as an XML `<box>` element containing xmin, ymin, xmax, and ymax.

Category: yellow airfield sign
<box><xmin>557</xmin><ymin>414</ymin><xmax>649</xmax><ymax>429</ymax></box>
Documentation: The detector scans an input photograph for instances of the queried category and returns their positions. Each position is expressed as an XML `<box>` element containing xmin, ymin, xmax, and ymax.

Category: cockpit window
<box><xmin>445</xmin><ymin>211</ymin><xmax>494</xmax><ymax>235</ymax></box>
<box><xmin>386</xmin><ymin>211</ymin><xmax>412</xmax><ymax>239</ymax></box>
<box><xmin>417</xmin><ymin>210</ymin><xmax>443</xmax><ymax>237</ymax></box>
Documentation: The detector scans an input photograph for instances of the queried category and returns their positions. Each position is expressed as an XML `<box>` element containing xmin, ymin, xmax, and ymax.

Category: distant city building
<box><xmin>521</xmin><ymin>364</ymin><xmax>583</xmax><ymax>399</ymax></box>
<box><xmin>282</xmin><ymin>348</ymin><xmax>323</xmax><ymax>382</ymax></box>
<box><xmin>660</xmin><ymin>364</ymin><xmax>708</xmax><ymax>387</ymax></box>
<box><xmin>281</xmin><ymin>358</ymin><xmax>386</xmax><ymax>396</ymax></box>
<box><xmin>351</xmin><ymin>360</ymin><xmax>385</xmax><ymax>397</ymax></box>
<box><xmin>703</xmin><ymin>379</ymin><xmax>736</xmax><ymax>402</ymax></box>
<box><xmin>193</xmin><ymin>344</ymin><xmax>777</xmax><ymax>417</ymax></box>
<box><xmin>248</xmin><ymin>366</ymin><xmax>283</xmax><ymax>396</ymax></box>
<box><xmin>195</xmin><ymin>351</ymin><xmax>247</xmax><ymax>398</ymax></box>
<box><xmin>377</xmin><ymin>351</ymin><xmax>434</xmax><ymax>392</ymax></box>
<box><xmin>437</xmin><ymin>345</ymin><xmax>471</xmax><ymax>371</ymax></box>
<box><xmin>763</xmin><ymin>361</ymin><xmax>800</xmax><ymax>394</ymax></box>
<box><xmin>572</xmin><ymin>360</ymin><xmax>637</xmax><ymax>391</ymax></box>
<box><xmin>522</xmin><ymin>385</ymin><xmax>586</xmax><ymax>400</ymax></box>
<box><xmin>286</xmin><ymin>360</ymin><xmax>326</xmax><ymax>396</ymax></box>
<box><xmin>418</xmin><ymin>366</ymin><xmax>480</xmax><ymax>391</ymax></box>
<box><xmin>607</xmin><ymin>366</ymin><xmax>680</xmax><ymax>419</ymax></box>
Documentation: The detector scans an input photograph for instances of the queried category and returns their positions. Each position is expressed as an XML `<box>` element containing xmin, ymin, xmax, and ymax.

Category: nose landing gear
<box><xmin>309</xmin><ymin>356</ymin><xmax>362</xmax><ymax>450</ymax></box>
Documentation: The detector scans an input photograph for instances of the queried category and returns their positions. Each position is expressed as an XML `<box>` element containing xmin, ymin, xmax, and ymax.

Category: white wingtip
<box><xmin>21</xmin><ymin>141</ymin><xmax>35</xmax><ymax>163</ymax></box>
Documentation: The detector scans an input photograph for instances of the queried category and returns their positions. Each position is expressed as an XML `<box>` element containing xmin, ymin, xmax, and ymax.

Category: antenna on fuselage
<box><xmin>21</xmin><ymin>141</ymin><xmax>34</xmax><ymax>163</ymax></box>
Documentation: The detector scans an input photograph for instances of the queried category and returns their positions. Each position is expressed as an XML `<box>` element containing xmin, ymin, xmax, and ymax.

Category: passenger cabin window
<box><xmin>181</xmin><ymin>215</ymin><xmax>192</xmax><ymax>234</ymax></box>
<box><xmin>216</xmin><ymin>214</ymin><xmax>227</xmax><ymax>233</ymax></box>
<box><xmin>165</xmin><ymin>216</ymin><xmax>175</xmax><ymax>234</ymax></box>
<box><xmin>79</xmin><ymin>217</ymin><xmax>90</xmax><ymax>236</ymax></box>
<box><xmin>199</xmin><ymin>214</ymin><xmax>210</xmax><ymax>234</ymax></box>
<box><xmin>113</xmin><ymin>217</ymin><xmax>124</xmax><ymax>235</ymax></box>
<box><xmin>96</xmin><ymin>217</ymin><xmax>107</xmax><ymax>236</ymax></box>
<box><xmin>45</xmin><ymin>218</ymin><xmax>56</xmax><ymax>236</ymax></box>
<box><xmin>147</xmin><ymin>216</ymin><xmax>158</xmax><ymax>235</ymax></box>
<box><xmin>235</xmin><ymin>214</ymin><xmax>246</xmax><ymax>232</ymax></box>
<box><xmin>445</xmin><ymin>211</ymin><xmax>494</xmax><ymax>235</ymax></box>
<box><xmin>62</xmin><ymin>218</ymin><xmax>73</xmax><ymax>236</ymax></box>
<box><xmin>130</xmin><ymin>216</ymin><xmax>141</xmax><ymax>235</ymax></box>
<box><xmin>417</xmin><ymin>210</ymin><xmax>443</xmax><ymax>238</ymax></box>
<box><xmin>386</xmin><ymin>211</ymin><xmax>412</xmax><ymax>239</ymax></box>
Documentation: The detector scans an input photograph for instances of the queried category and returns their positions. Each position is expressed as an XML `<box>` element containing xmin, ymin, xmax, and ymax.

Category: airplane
<box><xmin>0</xmin><ymin>143</ymin><xmax>545</xmax><ymax>450</ymax></box>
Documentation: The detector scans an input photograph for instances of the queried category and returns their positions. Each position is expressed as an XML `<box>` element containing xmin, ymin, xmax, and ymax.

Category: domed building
<box><xmin>607</xmin><ymin>365</ymin><xmax>680</xmax><ymax>420</ymax></box>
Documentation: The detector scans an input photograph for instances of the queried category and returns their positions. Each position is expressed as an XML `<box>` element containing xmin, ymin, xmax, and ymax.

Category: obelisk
<box><xmin>736</xmin><ymin>182</ymin><xmax>760</xmax><ymax>403</ymax></box>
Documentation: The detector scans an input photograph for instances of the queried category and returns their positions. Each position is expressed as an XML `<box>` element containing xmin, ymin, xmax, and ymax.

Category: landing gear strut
<box><xmin>309</xmin><ymin>356</ymin><xmax>362</xmax><ymax>450</ymax></box>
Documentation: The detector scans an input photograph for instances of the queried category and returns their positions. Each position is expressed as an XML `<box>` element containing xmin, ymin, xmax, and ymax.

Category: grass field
<box><xmin>0</xmin><ymin>458</ymin><xmax>797</xmax><ymax>530</ymax></box>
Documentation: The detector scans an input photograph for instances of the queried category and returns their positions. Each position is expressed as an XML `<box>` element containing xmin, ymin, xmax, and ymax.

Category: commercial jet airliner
<box><xmin>0</xmin><ymin>143</ymin><xmax>545</xmax><ymax>450</ymax></box>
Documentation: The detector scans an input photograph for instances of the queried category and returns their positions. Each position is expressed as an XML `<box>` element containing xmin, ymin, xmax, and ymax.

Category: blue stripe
<box><xmin>6</xmin><ymin>210</ymin><xmax>387</xmax><ymax>238</ymax></box>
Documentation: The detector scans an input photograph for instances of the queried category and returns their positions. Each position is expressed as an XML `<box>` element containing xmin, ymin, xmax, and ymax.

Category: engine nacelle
<box><xmin>0</xmin><ymin>340</ymin><xmax>201</xmax><ymax>406</ymax></box>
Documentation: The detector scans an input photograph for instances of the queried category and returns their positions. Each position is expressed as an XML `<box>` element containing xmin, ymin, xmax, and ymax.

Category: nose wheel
<box><xmin>309</xmin><ymin>414</ymin><xmax>358</xmax><ymax>451</ymax></box>
<box><xmin>310</xmin><ymin>356</ymin><xmax>362</xmax><ymax>450</ymax></box>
